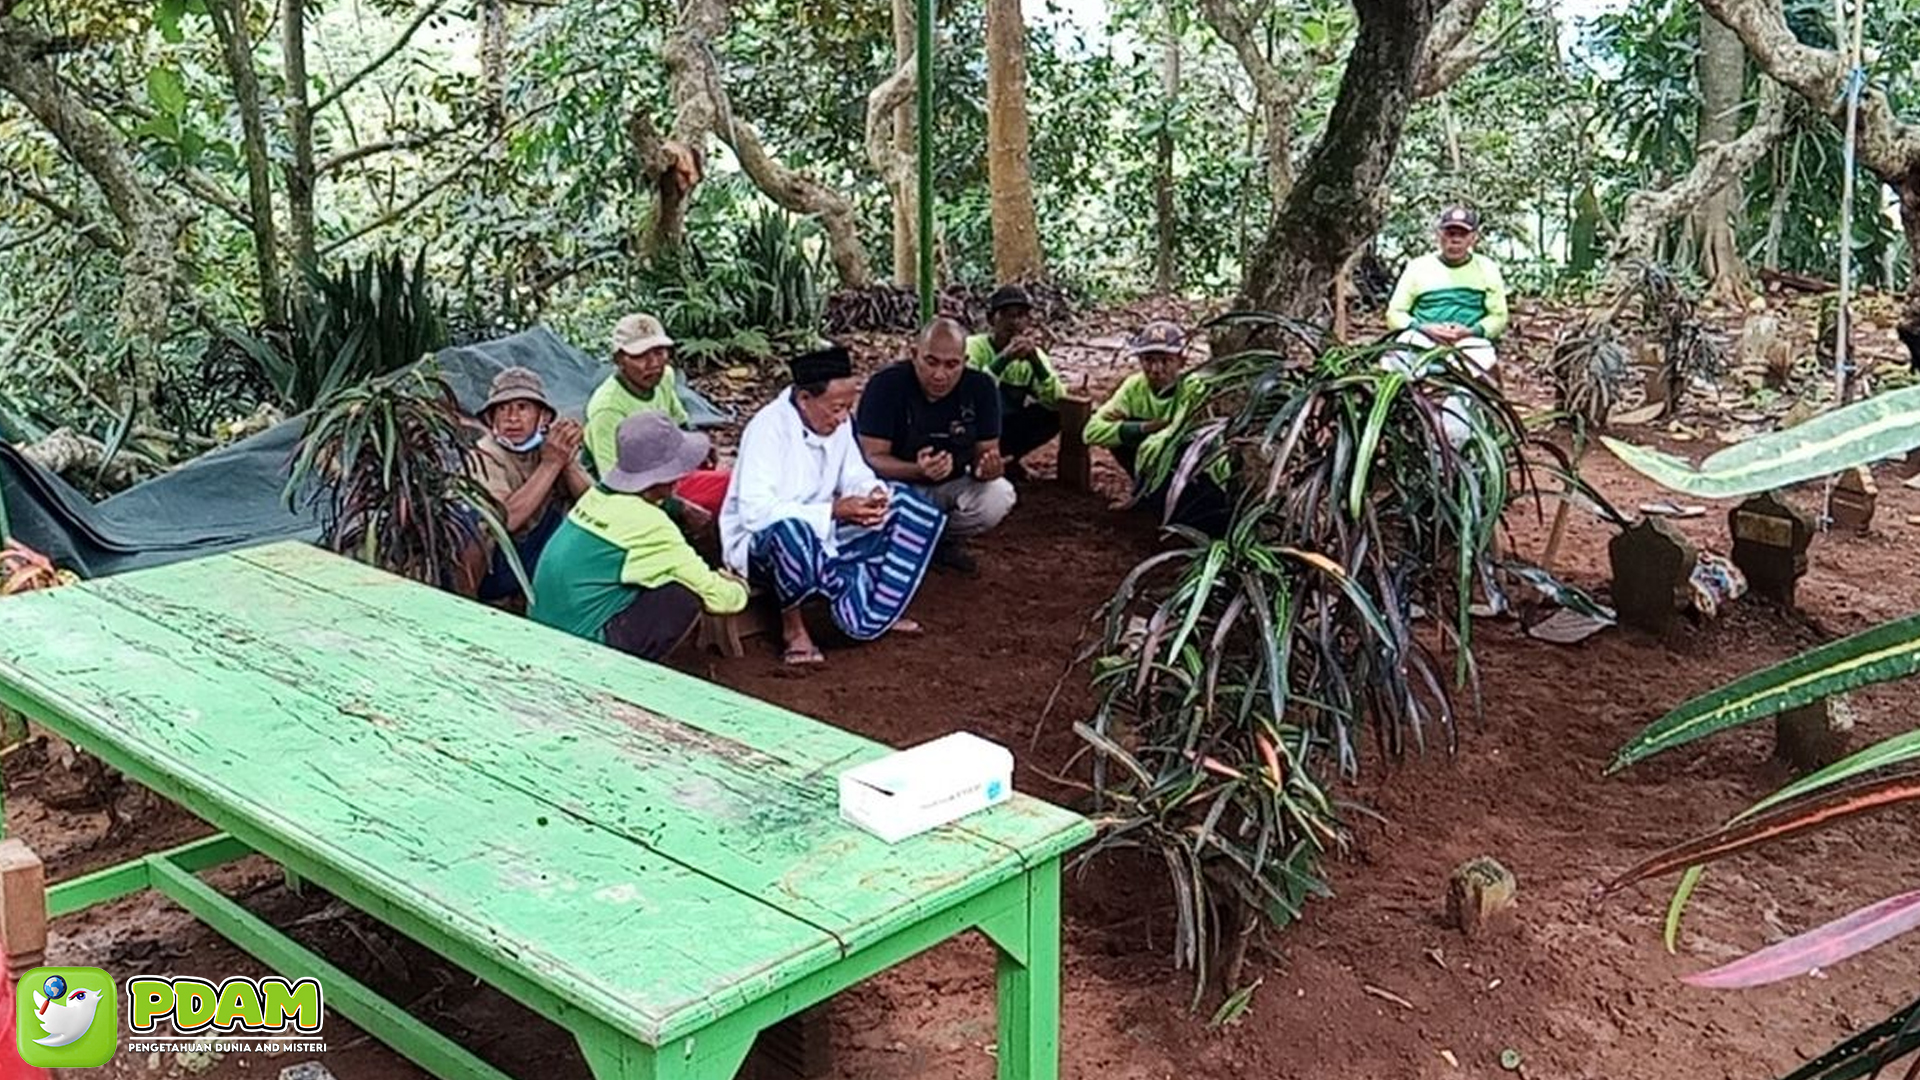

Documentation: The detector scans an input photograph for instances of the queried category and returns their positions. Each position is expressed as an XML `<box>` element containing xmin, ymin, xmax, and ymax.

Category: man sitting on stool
<box><xmin>1385</xmin><ymin>205</ymin><xmax>1509</xmax><ymax>374</ymax></box>
<box><xmin>584</xmin><ymin>312</ymin><xmax>732</xmax><ymax>529</ymax></box>
<box><xmin>531</xmin><ymin>412</ymin><xmax>747</xmax><ymax>661</ymax></box>
<box><xmin>966</xmin><ymin>284</ymin><xmax>1065</xmax><ymax>481</ymax></box>
<box><xmin>857</xmin><ymin>317</ymin><xmax>1015</xmax><ymax>576</ymax></box>
<box><xmin>1384</xmin><ymin>205</ymin><xmax>1510</xmax><ymax>446</ymax></box>
<box><xmin>1084</xmin><ymin>320</ymin><xmax>1230</xmax><ymax>538</ymax></box>
<box><xmin>466</xmin><ymin>367</ymin><xmax>592</xmax><ymax>604</ymax></box>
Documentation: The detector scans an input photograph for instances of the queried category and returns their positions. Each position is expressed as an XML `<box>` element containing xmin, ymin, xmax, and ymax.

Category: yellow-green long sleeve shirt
<box><xmin>584</xmin><ymin>368</ymin><xmax>690</xmax><ymax>475</ymax></box>
<box><xmin>530</xmin><ymin>486</ymin><xmax>746</xmax><ymax>643</ymax></box>
<box><xmin>966</xmin><ymin>334</ymin><xmax>1066</xmax><ymax>408</ymax></box>
<box><xmin>1385</xmin><ymin>252</ymin><xmax>1509</xmax><ymax>340</ymax></box>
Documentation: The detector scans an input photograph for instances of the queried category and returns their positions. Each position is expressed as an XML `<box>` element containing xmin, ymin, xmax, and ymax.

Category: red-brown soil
<box><xmin>13</xmin><ymin>302</ymin><xmax>1920</xmax><ymax>1080</ymax></box>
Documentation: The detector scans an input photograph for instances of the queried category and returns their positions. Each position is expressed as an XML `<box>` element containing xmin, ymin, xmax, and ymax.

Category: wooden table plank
<box><xmin>99</xmin><ymin>550</ymin><xmax>1036</xmax><ymax>938</ymax></box>
<box><xmin>236</xmin><ymin>543</ymin><xmax>1091</xmax><ymax>868</ymax></box>
<box><xmin>0</xmin><ymin>583</ymin><xmax>841</xmax><ymax>1042</ymax></box>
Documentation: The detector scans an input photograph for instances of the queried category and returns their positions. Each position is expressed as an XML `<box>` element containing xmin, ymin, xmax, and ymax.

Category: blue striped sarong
<box><xmin>747</xmin><ymin>485</ymin><xmax>945</xmax><ymax>641</ymax></box>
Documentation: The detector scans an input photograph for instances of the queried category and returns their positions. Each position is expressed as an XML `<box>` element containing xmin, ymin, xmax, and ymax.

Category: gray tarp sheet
<box><xmin>0</xmin><ymin>326</ymin><xmax>732</xmax><ymax>578</ymax></box>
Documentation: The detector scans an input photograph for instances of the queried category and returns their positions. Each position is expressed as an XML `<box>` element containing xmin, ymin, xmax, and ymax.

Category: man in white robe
<box><xmin>720</xmin><ymin>344</ymin><xmax>947</xmax><ymax>665</ymax></box>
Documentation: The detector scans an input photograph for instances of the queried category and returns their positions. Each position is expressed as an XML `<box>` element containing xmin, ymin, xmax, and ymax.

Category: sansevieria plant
<box><xmin>286</xmin><ymin>366</ymin><xmax>525</xmax><ymax>596</ymax></box>
<box><xmin>1075</xmin><ymin>313</ymin><xmax>1547</xmax><ymax>1003</ymax></box>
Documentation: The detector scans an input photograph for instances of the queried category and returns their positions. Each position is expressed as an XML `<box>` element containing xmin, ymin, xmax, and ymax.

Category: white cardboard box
<box><xmin>838</xmin><ymin>731</ymin><xmax>1013</xmax><ymax>844</ymax></box>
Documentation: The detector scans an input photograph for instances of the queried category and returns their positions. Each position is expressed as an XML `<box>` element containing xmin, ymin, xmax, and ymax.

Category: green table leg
<box><xmin>994</xmin><ymin>856</ymin><xmax>1062</xmax><ymax>1080</ymax></box>
<box><xmin>576</xmin><ymin>1020</ymin><xmax>756</xmax><ymax>1080</ymax></box>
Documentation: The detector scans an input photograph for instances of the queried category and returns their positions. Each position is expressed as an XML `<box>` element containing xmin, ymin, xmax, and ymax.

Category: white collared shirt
<box><xmin>719</xmin><ymin>388</ymin><xmax>884</xmax><ymax>574</ymax></box>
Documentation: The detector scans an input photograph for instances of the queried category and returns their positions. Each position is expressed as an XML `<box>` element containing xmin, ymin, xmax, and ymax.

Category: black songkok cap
<box><xmin>789</xmin><ymin>343</ymin><xmax>853</xmax><ymax>385</ymax></box>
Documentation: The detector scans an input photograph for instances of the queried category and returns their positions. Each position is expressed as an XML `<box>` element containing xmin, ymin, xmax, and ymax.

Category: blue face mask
<box><xmin>503</xmin><ymin>428</ymin><xmax>546</xmax><ymax>454</ymax></box>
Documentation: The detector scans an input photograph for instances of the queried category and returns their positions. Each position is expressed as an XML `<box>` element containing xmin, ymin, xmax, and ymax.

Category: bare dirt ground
<box><xmin>12</xmin><ymin>291</ymin><xmax>1920</xmax><ymax>1080</ymax></box>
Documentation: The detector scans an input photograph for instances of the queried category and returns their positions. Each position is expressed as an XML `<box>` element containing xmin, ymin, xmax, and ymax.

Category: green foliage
<box><xmin>227</xmin><ymin>251</ymin><xmax>449</xmax><ymax>414</ymax></box>
<box><xmin>627</xmin><ymin>204</ymin><xmax>826</xmax><ymax>372</ymax></box>
<box><xmin>285</xmin><ymin>366</ymin><xmax>521</xmax><ymax>594</ymax></box>
<box><xmin>1606</xmin><ymin>423</ymin><xmax>1920</xmax><ymax>1080</ymax></box>
<box><xmin>1386</xmin><ymin>0</ymin><xmax>1574</xmax><ymax>274</ymax></box>
<box><xmin>1077</xmin><ymin>316</ymin><xmax>1537</xmax><ymax>997</ymax></box>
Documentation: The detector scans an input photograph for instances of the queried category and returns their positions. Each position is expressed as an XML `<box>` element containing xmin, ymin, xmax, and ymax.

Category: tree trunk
<box><xmin>283</xmin><ymin>0</ymin><xmax>317</xmax><ymax>299</ymax></box>
<box><xmin>208</xmin><ymin>0</ymin><xmax>283</xmax><ymax>319</ymax></box>
<box><xmin>985</xmin><ymin>0</ymin><xmax>1043</xmax><ymax>281</ymax></box>
<box><xmin>482</xmin><ymin>0</ymin><xmax>508</xmax><ymax>131</ymax></box>
<box><xmin>668</xmin><ymin>0</ymin><xmax>873</xmax><ymax>287</ymax></box>
<box><xmin>890</xmin><ymin>0</ymin><xmax>918</xmax><ymax>285</ymax></box>
<box><xmin>1613</xmin><ymin>80</ymin><xmax>1786</xmax><ymax>290</ymax></box>
<box><xmin>1695</xmin><ymin>12</ymin><xmax>1749</xmax><ymax>302</ymax></box>
<box><xmin>1763</xmin><ymin>138</ymin><xmax>1791</xmax><ymax>271</ymax></box>
<box><xmin>1238</xmin><ymin>0</ymin><xmax>1441</xmax><ymax>326</ymax></box>
<box><xmin>1154</xmin><ymin>0</ymin><xmax>1180</xmax><ymax>292</ymax></box>
<box><xmin>1700</xmin><ymin>0</ymin><xmax>1920</xmax><ymax>365</ymax></box>
<box><xmin>1897</xmin><ymin>168</ymin><xmax>1920</xmax><ymax>369</ymax></box>
<box><xmin>1198</xmin><ymin>0</ymin><xmax>1303</xmax><ymax>215</ymax></box>
<box><xmin>867</xmin><ymin>55</ymin><xmax>919</xmax><ymax>284</ymax></box>
<box><xmin>0</xmin><ymin>24</ymin><xmax>177</xmax><ymax>412</ymax></box>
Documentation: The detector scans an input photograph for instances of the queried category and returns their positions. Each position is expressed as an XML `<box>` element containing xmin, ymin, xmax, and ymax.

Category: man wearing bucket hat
<box><xmin>584</xmin><ymin>313</ymin><xmax>732</xmax><ymax>525</ymax></box>
<box><xmin>530</xmin><ymin>412</ymin><xmax>747</xmax><ymax>661</ymax></box>
<box><xmin>1084</xmin><ymin>320</ymin><xmax>1230</xmax><ymax>537</ymax></box>
<box><xmin>467</xmin><ymin>366</ymin><xmax>591</xmax><ymax>603</ymax></box>
<box><xmin>965</xmin><ymin>284</ymin><xmax>1066</xmax><ymax>480</ymax></box>
<box><xmin>1383</xmin><ymin>205</ymin><xmax>1511</xmax><ymax>446</ymax></box>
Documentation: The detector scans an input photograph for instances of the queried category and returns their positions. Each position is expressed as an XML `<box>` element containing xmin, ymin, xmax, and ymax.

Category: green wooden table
<box><xmin>0</xmin><ymin>541</ymin><xmax>1092</xmax><ymax>1080</ymax></box>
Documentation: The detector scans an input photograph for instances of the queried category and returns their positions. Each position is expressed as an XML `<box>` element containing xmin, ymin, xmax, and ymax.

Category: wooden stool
<box><xmin>0</xmin><ymin>838</ymin><xmax>46</xmax><ymax>972</ymax></box>
<box><xmin>1057</xmin><ymin>395</ymin><xmax>1093</xmax><ymax>492</ymax></box>
<box><xmin>698</xmin><ymin>586</ymin><xmax>777</xmax><ymax>658</ymax></box>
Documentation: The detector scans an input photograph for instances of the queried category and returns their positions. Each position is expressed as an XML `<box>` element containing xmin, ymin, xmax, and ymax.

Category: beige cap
<box><xmin>611</xmin><ymin>313</ymin><xmax>675</xmax><ymax>357</ymax></box>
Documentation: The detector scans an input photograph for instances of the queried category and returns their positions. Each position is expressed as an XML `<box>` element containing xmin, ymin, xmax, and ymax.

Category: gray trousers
<box><xmin>915</xmin><ymin>476</ymin><xmax>1017</xmax><ymax>538</ymax></box>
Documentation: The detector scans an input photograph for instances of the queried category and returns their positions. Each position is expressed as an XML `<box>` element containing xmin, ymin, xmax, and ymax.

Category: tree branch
<box><xmin>1415</xmin><ymin>0</ymin><xmax>1494</xmax><ymax>97</ymax></box>
<box><xmin>0</xmin><ymin>172</ymin><xmax>127</xmax><ymax>254</ymax></box>
<box><xmin>1614</xmin><ymin>79</ymin><xmax>1788</xmax><ymax>266</ymax></box>
<box><xmin>0</xmin><ymin>221</ymin><xmax>57</xmax><ymax>257</ymax></box>
<box><xmin>867</xmin><ymin>48</ymin><xmax>919</xmax><ymax>283</ymax></box>
<box><xmin>313</xmin><ymin>0</ymin><xmax>449</xmax><ymax>114</ymax></box>
<box><xmin>667</xmin><ymin>0</ymin><xmax>872</xmax><ymax>286</ymax></box>
<box><xmin>0</xmin><ymin>22</ymin><xmax>179</xmax><ymax>407</ymax></box>
<box><xmin>1413</xmin><ymin>0</ymin><xmax>1528</xmax><ymax>97</ymax></box>
<box><xmin>1198</xmin><ymin>0</ymin><xmax>1315</xmax><ymax>204</ymax></box>
<box><xmin>316</xmin><ymin>126</ymin><xmax>457</xmax><ymax>176</ymax></box>
<box><xmin>174</xmin><ymin>168</ymin><xmax>252</xmax><ymax>228</ymax></box>
<box><xmin>0</xmin><ymin>259</ymin><xmax>79</xmax><ymax>372</ymax></box>
<box><xmin>1701</xmin><ymin>0</ymin><xmax>1920</xmax><ymax>178</ymax></box>
<box><xmin>317</xmin><ymin>158</ymin><xmax>466</xmax><ymax>256</ymax></box>
<box><xmin>865</xmin><ymin>50</ymin><xmax>918</xmax><ymax>224</ymax></box>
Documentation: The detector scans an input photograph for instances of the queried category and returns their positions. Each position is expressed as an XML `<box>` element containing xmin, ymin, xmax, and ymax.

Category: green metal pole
<box><xmin>916</xmin><ymin>0</ymin><xmax>935</xmax><ymax>322</ymax></box>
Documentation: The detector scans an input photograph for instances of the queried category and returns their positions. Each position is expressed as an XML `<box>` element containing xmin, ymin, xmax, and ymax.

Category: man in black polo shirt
<box><xmin>856</xmin><ymin>317</ymin><xmax>1016</xmax><ymax>574</ymax></box>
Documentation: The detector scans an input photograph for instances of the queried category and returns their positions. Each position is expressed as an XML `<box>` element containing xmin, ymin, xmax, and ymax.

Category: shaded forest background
<box><xmin>3</xmin><ymin>0</ymin><xmax>1918</xmax><ymax>480</ymax></box>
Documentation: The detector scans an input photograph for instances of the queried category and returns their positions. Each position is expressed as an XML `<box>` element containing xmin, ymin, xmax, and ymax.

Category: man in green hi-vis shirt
<box><xmin>1385</xmin><ymin>205</ymin><xmax>1510</xmax><ymax>376</ymax></box>
<box><xmin>1384</xmin><ymin>205</ymin><xmax>1511</xmax><ymax>446</ymax></box>
<box><xmin>965</xmin><ymin>284</ymin><xmax>1067</xmax><ymax>481</ymax></box>
<box><xmin>583</xmin><ymin>313</ymin><xmax>732</xmax><ymax>530</ymax></box>
<box><xmin>1083</xmin><ymin>320</ymin><xmax>1228</xmax><ymax>538</ymax></box>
